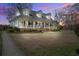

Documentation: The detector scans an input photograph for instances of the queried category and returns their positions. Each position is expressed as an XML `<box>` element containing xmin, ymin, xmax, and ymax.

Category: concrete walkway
<box><xmin>2</xmin><ymin>31</ymin><xmax>25</xmax><ymax>56</ymax></box>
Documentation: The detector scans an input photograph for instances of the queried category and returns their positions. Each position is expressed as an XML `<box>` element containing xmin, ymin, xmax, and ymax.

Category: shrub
<box><xmin>74</xmin><ymin>24</ymin><xmax>79</xmax><ymax>36</ymax></box>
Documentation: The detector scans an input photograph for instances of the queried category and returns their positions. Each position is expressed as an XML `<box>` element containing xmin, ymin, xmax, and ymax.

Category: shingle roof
<box><xmin>10</xmin><ymin>10</ymin><xmax>52</xmax><ymax>23</ymax></box>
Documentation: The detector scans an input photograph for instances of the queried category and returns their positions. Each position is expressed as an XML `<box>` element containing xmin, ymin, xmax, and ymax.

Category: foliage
<box><xmin>74</xmin><ymin>24</ymin><xmax>79</xmax><ymax>36</ymax></box>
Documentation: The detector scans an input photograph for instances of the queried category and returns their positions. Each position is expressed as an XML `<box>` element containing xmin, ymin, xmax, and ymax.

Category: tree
<box><xmin>71</xmin><ymin>3</ymin><xmax>79</xmax><ymax>36</ymax></box>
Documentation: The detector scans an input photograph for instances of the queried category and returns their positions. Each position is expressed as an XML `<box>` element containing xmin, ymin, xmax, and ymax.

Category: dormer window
<box><xmin>23</xmin><ymin>9</ymin><xmax>30</xmax><ymax>16</ymax></box>
<box><xmin>36</xmin><ymin>10</ymin><xmax>43</xmax><ymax>18</ymax></box>
<box><xmin>15</xmin><ymin>11</ymin><xmax>20</xmax><ymax>16</ymax></box>
<box><xmin>46</xmin><ymin>15</ymin><xmax>51</xmax><ymax>19</ymax></box>
<box><xmin>46</xmin><ymin>13</ymin><xmax>51</xmax><ymax>19</ymax></box>
<box><xmin>36</xmin><ymin>13</ymin><xmax>42</xmax><ymax>18</ymax></box>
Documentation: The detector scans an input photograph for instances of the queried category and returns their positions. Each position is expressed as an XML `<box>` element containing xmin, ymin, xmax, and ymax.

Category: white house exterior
<box><xmin>9</xmin><ymin>8</ymin><xmax>53</xmax><ymax>30</ymax></box>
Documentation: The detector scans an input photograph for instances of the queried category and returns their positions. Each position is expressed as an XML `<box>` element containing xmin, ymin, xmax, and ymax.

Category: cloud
<box><xmin>39</xmin><ymin>6</ymin><xmax>49</xmax><ymax>10</ymax></box>
<box><xmin>63</xmin><ymin>3</ymin><xmax>74</xmax><ymax>8</ymax></box>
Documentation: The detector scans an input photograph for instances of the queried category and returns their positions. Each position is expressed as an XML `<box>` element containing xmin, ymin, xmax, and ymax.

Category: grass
<box><xmin>13</xmin><ymin>41</ymin><xmax>79</xmax><ymax>56</ymax></box>
<box><xmin>0</xmin><ymin>32</ymin><xmax>2</xmax><ymax>56</ymax></box>
<box><xmin>13</xmin><ymin>42</ymin><xmax>79</xmax><ymax>56</ymax></box>
<box><xmin>26</xmin><ymin>45</ymin><xmax>79</xmax><ymax>56</ymax></box>
<box><xmin>10</xmin><ymin>31</ymin><xmax>79</xmax><ymax>56</ymax></box>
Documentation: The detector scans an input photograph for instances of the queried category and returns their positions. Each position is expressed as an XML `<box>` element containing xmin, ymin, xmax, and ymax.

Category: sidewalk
<box><xmin>2</xmin><ymin>31</ymin><xmax>25</xmax><ymax>56</ymax></box>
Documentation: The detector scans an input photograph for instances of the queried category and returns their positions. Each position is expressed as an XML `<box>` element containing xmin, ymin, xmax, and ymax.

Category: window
<box><xmin>28</xmin><ymin>21</ymin><xmax>33</xmax><ymax>27</ymax></box>
<box><xmin>45</xmin><ymin>23</ymin><xmax>49</xmax><ymax>27</ymax></box>
<box><xmin>36</xmin><ymin>14</ymin><xmax>42</xmax><ymax>18</ymax></box>
<box><xmin>16</xmin><ymin>12</ymin><xmax>20</xmax><ymax>16</ymax></box>
<box><xmin>35</xmin><ymin>22</ymin><xmax>38</xmax><ymax>25</ymax></box>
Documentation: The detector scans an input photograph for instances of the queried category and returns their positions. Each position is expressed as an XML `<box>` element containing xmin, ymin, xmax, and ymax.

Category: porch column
<box><xmin>44</xmin><ymin>22</ymin><xmax>46</xmax><ymax>28</ymax></box>
<box><xmin>40</xmin><ymin>22</ymin><xmax>42</xmax><ymax>28</ymax></box>
<box><xmin>48</xmin><ymin>23</ymin><xmax>50</xmax><ymax>30</ymax></box>
<box><xmin>18</xmin><ymin>20</ymin><xmax>21</xmax><ymax>28</ymax></box>
<box><xmin>17</xmin><ymin>20</ymin><xmax>19</xmax><ymax>28</ymax></box>
<box><xmin>15</xmin><ymin>20</ymin><xmax>18</xmax><ymax>27</ymax></box>
<box><xmin>25</xmin><ymin>21</ymin><xmax>28</xmax><ymax>28</ymax></box>
<box><xmin>18</xmin><ymin>20</ymin><xmax>23</xmax><ymax>28</ymax></box>
<box><xmin>33</xmin><ymin>21</ymin><xmax>35</xmax><ymax>29</ymax></box>
<box><xmin>38</xmin><ymin>21</ymin><xmax>40</xmax><ymax>28</ymax></box>
<box><xmin>39</xmin><ymin>22</ymin><xmax>42</xmax><ymax>28</ymax></box>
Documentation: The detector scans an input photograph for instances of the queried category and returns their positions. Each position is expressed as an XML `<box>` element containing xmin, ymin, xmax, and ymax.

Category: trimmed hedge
<box><xmin>8</xmin><ymin>28</ymin><xmax>44</xmax><ymax>33</ymax></box>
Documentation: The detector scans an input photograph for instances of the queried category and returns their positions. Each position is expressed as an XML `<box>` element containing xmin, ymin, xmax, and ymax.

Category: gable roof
<box><xmin>9</xmin><ymin>9</ymin><xmax>52</xmax><ymax>23</ymax></box>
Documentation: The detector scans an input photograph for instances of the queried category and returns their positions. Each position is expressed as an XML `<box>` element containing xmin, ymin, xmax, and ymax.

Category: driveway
<box><xmin>2</xmin><ymin>31</ymin><xmax>25</xmax><ymax>56</ymax></box>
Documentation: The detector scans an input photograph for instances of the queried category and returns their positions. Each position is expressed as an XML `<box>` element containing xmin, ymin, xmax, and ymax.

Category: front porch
<box><xmin>12</xmin><ymin>20</ymin><xmax>51</xmax><ymax>30</ymax></box>
<box><xmin>9</xmin><ymin>20</ymin><xmax>52</xmax><ymax>32</ymax></box>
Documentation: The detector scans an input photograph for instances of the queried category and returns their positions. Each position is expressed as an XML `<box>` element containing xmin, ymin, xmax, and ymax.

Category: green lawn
<box><xmin>12</xmin><ymin>40</ymin><xmax>79</xmax><ymax>56</ymax></box>
<box><xmin>0</xmin><ymin>32</ymin><xmax>2</xmax><ymax>56</ymax></box>
<box><xmin>10</xmin><ymin>31</ymin><xmax>79</xmax><ymax>56</ymax></box>
<box><xmin>27</xmin><ymin>45</ymin><xmax>79</xmax><ymax>56</ymax></box>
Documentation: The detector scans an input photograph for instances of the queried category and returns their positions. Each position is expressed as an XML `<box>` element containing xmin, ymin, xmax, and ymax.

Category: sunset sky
<box><xmin>0</xmin><ymin>3</ymin><xmax>72</xmax><ymax>25</ymax></box>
